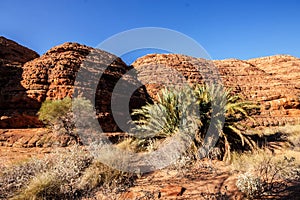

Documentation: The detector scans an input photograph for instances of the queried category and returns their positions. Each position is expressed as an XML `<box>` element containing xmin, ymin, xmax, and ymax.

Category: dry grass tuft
<box><xmin>232</xmin><ymin>147</ymin><xmax>300</xmax><ymax>198</ymax></box>
<box><xmin>78</xmin><ymin>160</ymin><xmax>135</xmax><ymax>193</ymax></box>
<box><xmin>0</xmin><ymin>146</ymin><xmax>135</xmax><ymax>199</ymax></box>
<box><xmin>11</xmin><ymin>172</ymin><xmax>61</xmax><ymax>200</ymax></box>
<box><xmin>231</xmin><ymin>149</ymin><xmax>300</xmax><ymax>173</ymax></box>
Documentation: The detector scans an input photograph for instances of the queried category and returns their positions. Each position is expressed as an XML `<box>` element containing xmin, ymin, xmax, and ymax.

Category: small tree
<box><xmin>38</xmin><ymin>97</ymin><xmax>94</xmax><ymax>142</ymax></box>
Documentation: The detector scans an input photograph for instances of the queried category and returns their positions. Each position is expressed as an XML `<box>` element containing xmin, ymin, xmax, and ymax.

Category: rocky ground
<box><xmin>118</xmin><ymin>161</ymin><xmax>241</xmax><ymax>199</ymax></box>
<box><xmin>0</xmin><ymin>128</ymin><xmax>241</xmax><ymax>199</ymax></box>
<box><xmin>1</xmin><ymin>127</ymin><xmax>299</xmax><ymax>199</ymax></box>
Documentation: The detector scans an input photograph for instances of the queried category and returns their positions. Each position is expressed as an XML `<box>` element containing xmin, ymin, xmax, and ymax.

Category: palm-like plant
<box><xmin>221</xmin><ymin>92</ymin><xmax>259</xmax><ymax>161</ymax></box>
<box><xmin>194</xmin><ymin>84</ymin><xmax>260</xmax><ymax>161</ymax></box>
<box><xmin>130</xmin><ymin>86</ymin><xmax>201</xmax><ymax>150</ymax></box>
<box><xmin>130</xmin><ymin>84</ymin><xmax>260</xmax><ymax>161</ymax></box>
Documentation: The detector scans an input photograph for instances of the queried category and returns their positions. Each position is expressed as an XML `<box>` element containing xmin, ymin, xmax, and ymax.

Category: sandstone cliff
<box><xmin>132</xmin><ymin>54</ymin><xmax>300</xmax><ymax>129</ymax></box>
<box><xmin>0</xmin><ymin>37</ymin><xmax>40</xmax><ymax>128</ymax></box>
<box><xmin>0</xmin><ymin>37</ymin><xmax>299</xmax><ymax>131</ymax></box>
<box><xmin>1</xmin><ymin>39</ymin><xmax>149</xmax><ymax>131</ymax></box>
<box><xmin>0</xmin><ymin>36</ymin><xmax>39</xmax><ymax>65</ymax></box>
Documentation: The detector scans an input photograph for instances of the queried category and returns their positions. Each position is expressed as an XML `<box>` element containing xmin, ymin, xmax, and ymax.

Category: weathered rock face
<box><xmin>20</xmin><ymin>42</ymin><xmax>149</xmax><ymax>131</ymax></box>
<box><xmin>0</xmin><ymin>128</ymin><xmax>77</xmax><ymax>148</ymax></box>
<box><xmin>1</xmin><ymin>36</ymin><xmax>299</xmax><ymax>131</ymax></box>
<box><xmin>246</xmin><ymin>55</ymin><xmax>300</xmax><ymax>126</ymax></box>
<box><xmin>248</xmin><ymin>55</ymin><xmax>300</xmax><ymax>89</ymax></box>
<box><xmin>22</xmin><ymin>43</ymin><xmax>91</xmax><ymax>103</ymax></box>
<box><xmin>0</xmin><ymin>36</ymin><xmax>39</xmax><ymax>65</ymax></box>
<box><xmin>0</xmin><ymin>37</ymin><xmax>40</xmax><ymax>128</ymax></box>
<box><xmin>215</xmin><ymin>56</ymin><xmax>300</xmax><ymax>128</ymax></box>
<box><xmin>132</xmin><ymin>54</ymin><xmax>300</xmax><ymax>129</ymax></box>
<box><xmin>132</xmin><ymin>54</ymin><xmax>220</xmax><ymax>100</ymax></box>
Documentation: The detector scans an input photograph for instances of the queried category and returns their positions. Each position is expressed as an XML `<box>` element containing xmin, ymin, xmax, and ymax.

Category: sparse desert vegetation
<box><xmin>128</xmin><ymin>84</ymin><xmax>259</xmax><ymax>161</ymax></box>
<box><xmin>1</xmin><ymin>83</ymin><xmax>299</xmax><ymax>199</ymax></box>
<box><xmin>0</xmin><ymin>146</ymin><xmax>136</xmax><ymax>199</ymax></box>
<box><xmin>0</xmin><ymin>36</ymin><xmax>299</xmax><ymax>199</ymax></box>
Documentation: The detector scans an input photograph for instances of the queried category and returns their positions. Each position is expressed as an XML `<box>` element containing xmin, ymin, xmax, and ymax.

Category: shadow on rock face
<box><xmin>0</xmin><ymin>64</ymin><xmax>43</xmax><ymax>128</ymax></box>
<box><xmin>0</xmin><ymin>37</ymin><xmax>42</xmax><ymax>128</ymax></box>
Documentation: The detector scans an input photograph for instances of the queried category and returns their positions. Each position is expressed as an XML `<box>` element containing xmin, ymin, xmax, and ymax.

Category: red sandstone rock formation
<box><xmin>21</xmin><ymin>43</ymin><xmax>91</xmax><ymax>103</ymax></box>
<box><xmin>132</xmin><ymin>54</ymin><xmax>300</xmax><ymax>129</ymax></box>
<box><xmin>0</xmin><ymin>36</ymin><xmax>39</xmax><ymax>64</ymax></box>
<box><xmin>6</xmin><ymin>41</ymin><xmax>149</xmax><ymax>131</ymax></box>
<box><xmin>1</xmin><ymin>37</ymin><xmax>299</xmax><ymax>131</ymax></box>
<box><xmin>0</xmin><ymin>37</ymin><xmax>40</xmax><ymax>128</ymax></box>
<box><xmin>215</xmin><ymin>56</ymin><xmax>300</xmax><ymax>128</ymax></box>
<box><xmin>132</xmin><ymin>54</ymin><xmax>219</xmax><ymax>99</ymax></box>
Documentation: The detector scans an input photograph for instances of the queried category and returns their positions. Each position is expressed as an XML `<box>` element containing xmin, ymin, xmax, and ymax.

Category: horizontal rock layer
<box><xmin>1</xmin><ymin>38</ymin><xmax>150</xmax><ymax>131</ymax></box>
<box><xmin>1</xmin><ymin>36</ymin><xmax>299</xmax><ymax>131</ymax></box>
<box><xmin>132</xmin><ymin>54</ymin><xmax>300</xmax><ymax>129</ymax></box>
<box><xmin>0</xmin><ymin>37</ymin><xmax>40</xmax><ymax>128</ymax></box>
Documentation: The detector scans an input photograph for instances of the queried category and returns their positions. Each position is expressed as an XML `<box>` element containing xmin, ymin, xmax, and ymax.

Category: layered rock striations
<box><xmin>1</xmin><ymin>38</ymin><xmax>149</xmax><ymax>131</ymax></box>
<box><xmin>132</xmin><ymin>54</ymin><xmax>300</xmax><ymax>129</ymax></box>
<box><xmin>132</xmin><ymin>54</ymin><xmax>220</xmax><ymax>100</ymax></box>
<box><xmin>215</xmin><ymin>57</ymin><xmax>300</xmax><ymax>128</ymax></box>
<box><xmin>0</xmin><ymin>36</ymin><xmax>299</xmax><ymax>131</ymax></box>
<box><xmin>0</xmin><ymin>37</ymin><xmax>40</xmax><ymax>128</ymax></box>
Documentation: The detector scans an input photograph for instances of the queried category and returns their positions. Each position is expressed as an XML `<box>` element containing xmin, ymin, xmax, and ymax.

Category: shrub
<box><xmin>130</xmin><ymin>84</ymin><xmax>259</xmax><ymax>161</ymax></box>
<box><xmin>255</xmin><ymin>156</ymin><xmax>300</xmax><ymax>195</ymax></box>
<box><xmin>38</xmin><ymin>97</ymin><xmax>94</xmax><ymax>142</ymax></box>
<box><xmin>38</xmin><ymin>97</ymin><xmax>72</xmax><ymax>127</ymax></box>
<box><xmin>236</xmin><ymin>172</ymin><xmax>262</xmax><ymax>198</ymax></box>
<box><xmin>233</xmin><ymin>150</ymin><xmax>300</xmax><ymax>198</ymax></box>
<box><xmin>0</xmin><ymin>146</ymin><xmax>136</xmax><ymax>199</ymax></box>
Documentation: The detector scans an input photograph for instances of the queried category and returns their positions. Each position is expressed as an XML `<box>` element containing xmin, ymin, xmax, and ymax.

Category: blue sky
<box><xmin>1</xmin><ymin>0</ymin><xmax>300</xmax><ymax>63</ymax></box>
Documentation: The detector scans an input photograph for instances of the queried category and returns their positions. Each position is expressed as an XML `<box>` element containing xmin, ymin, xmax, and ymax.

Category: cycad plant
<box><xmin>130</xmin><ymin>84</ymin><xmax>260</xmax><ymax>161</ymax></box>
<box><xmin>130</xmin><ymin>86</ymin><xmax>201</xmax><ymax>151</ymax></box>
<box><xmin>221</xmin><ymin>91</ymin><xmax>259</xmax><ymax>161</ymax></box>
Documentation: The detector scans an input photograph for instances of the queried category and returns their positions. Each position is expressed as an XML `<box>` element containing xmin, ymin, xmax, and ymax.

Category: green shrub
<box><xmin>130</xmin><ymin>84</ymin><xmax>259</xmax><ymax>161</ymax></box>
<box><xmin>38</xmin><ymin>97</ymin><xmax>94</xmax><ymax>141</ymax></box>
<box><xmin>130</xmin><ymin>86</ymin><xmax>201</xmax><ymax>152</ymax></box>
<box><xmin>38</xmin><ymin>97</ymin><xmax>72</xmax><ymax>125</ymax></box>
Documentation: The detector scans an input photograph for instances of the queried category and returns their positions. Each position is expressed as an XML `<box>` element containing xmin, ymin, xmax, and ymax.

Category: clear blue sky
<box><xmin>1</xmin><ymin>0</ymin><xmax>300</xmax><ymax>62</ymax></box>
